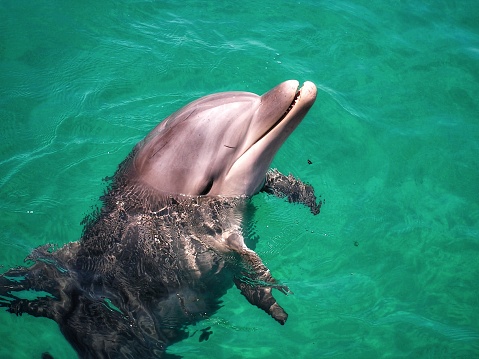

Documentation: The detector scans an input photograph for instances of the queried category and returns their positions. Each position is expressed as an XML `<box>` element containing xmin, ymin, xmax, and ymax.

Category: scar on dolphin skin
<box><xmin>0</xmin><ymin>80</ymin><xmax>320</xmax><ymax>358</ymax></box>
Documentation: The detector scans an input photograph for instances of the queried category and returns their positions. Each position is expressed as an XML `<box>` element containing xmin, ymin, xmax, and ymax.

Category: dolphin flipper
<box><xmin>233</xmin><ymin>247</ymin><xmax>289</xmax><ymax>325</ymax></box>
<box><xmin>0</xmin><ymin>242</ymin><xmax>81</xmax><ymax>320</ymax></box>
<box><xmin>263</xmin><ymin>169</ymin><xmax>321</xmax><ymax>215</ymax></box>
<box><xmin>234</xmin><ymin>278</ymin><xmax>288</xmax><ymax>325</ymax></box>
<box><xmin>0</xmin><ymin>259</ymin><xmax>70</xmax><ymax>321</ymax></box>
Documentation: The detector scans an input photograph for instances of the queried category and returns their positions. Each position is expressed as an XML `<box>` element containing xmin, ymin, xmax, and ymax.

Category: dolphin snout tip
<box><xmin>302</xmin><ymin>80</ymin><xmax>316</xmax><ymax>92</ymax></box>
<box><xmin>300</xmin><ymin>81</ymin><xmax>317</xmax><ymax>100</ymax></box>
<box><xmin>280</xmin><ymin>80</ymin><xmax>317</xmax><ymax>97</ymax></box>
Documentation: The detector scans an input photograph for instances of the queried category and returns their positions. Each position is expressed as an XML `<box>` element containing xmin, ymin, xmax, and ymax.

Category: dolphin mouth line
<box><xmin>224</xmin><ymin>81</ymin><xmax>310</xmax><ymax>195</ymax></box>
<box><xmin>255</xmin><ymin>86</ymin><xmax>302</xmax><ymax>145</ymax></box>
<box><xmin>280</xmin><ymin>87</ymin><xmax>301</xmax><ymax>122</ymax></box>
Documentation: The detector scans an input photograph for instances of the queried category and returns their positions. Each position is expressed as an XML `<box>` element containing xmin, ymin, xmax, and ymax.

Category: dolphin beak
<box><xmin>224</xmin><ymin>80</ymin><xmax>317</xmax><ymax>195</ymax></box>
<box><xmin>250</xmin><ymin>80</ymin><xmax>317</xmax><ymax>150</ymax></box>
<box><xmin>283</xmin><ymin>80</ymin><xmax>317</xmax><ymax>127</ymax></box>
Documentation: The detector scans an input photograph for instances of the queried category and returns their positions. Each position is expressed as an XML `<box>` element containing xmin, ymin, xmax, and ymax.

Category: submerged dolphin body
<box><xmin>0</xmin><ymin>80</ymin><xmax>320</xmax><ymax>358</ymax></box>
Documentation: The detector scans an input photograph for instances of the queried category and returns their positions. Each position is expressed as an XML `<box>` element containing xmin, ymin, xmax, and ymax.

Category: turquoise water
<box><xmin>1</xmin><ymin>0</ymin><xmax>478</xmax><ymax>358</ymax></box>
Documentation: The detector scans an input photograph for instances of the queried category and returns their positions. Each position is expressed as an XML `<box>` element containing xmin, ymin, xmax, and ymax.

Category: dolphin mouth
<box><xmin>259</xmin><ymin>87</ymin><xmax>302</xmax><ymax>142</ymax></box>
<box><xmin>222</xmin><ymin>80</ymin><xmax>316</xmax><ymax>195</ymax></box>
<box><xmin>282</xmin><ymin>85</ymin><xmax>303</xmax><ymax>119</ymax></box>
<box><xmin>253</xmin><ymin>81</ymin><xmax>316</xmax><ymax>148</ymax></box>
<box><xmin>225</xmin><ymin>80</ymin><xmax>316</xmax><ymax>181</ymax></box>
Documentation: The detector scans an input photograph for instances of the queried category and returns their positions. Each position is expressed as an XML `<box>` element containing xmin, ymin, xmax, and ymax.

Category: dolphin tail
<box><xmin>263</xmin><ymin>169</ymin><xmax>321</xmax><ymax>215</ymax></box>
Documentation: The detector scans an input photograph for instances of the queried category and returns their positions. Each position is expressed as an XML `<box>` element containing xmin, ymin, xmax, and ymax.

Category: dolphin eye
<box><xmin>199</xmin><ymin>179</ymin><xmax>214</xmax><ymax>196</ymax></box>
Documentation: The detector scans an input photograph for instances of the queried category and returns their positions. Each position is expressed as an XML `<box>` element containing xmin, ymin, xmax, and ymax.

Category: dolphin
<box><xmin>0</xmin><ymin>80</ymin><xmax>320</xmax><ymax>358</ymax></box>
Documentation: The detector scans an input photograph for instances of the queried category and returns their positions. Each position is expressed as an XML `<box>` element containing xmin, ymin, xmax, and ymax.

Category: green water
<box><xmin>1</xmin><ymin>0</ymin><xmax>478</xmax><ymax>358</ymax></box>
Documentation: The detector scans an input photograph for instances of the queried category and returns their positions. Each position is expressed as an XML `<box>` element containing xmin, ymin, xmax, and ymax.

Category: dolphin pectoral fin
<box><xmin>233</xmin><ymin>248</ymin><xmax>289</xmax><ymax>324</ymax></box>
<box><xmin>263</xmin><ymin>169</ymin><xmax>321</xmax><ymax>215</ymax></box>
<box><xmin>0</xmin><ymin>266</ymin><xmax>57</xmax><ymax>319</ymax></box>
<box><xmin>234</xmin><ymin>278</ymin><xmax>288</xmax><ymax>325</ymax></box>
<box><xmin>7</xmin><ymin>296</ymin><xmax>54</xmax><ymax>318</ymax></box>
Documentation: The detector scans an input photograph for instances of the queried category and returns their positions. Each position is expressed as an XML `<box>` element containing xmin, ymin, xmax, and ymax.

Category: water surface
<box><xmin>1</xmin><ymin>1</ymin><xmax>478</xmax><ymax>358</ymax></box>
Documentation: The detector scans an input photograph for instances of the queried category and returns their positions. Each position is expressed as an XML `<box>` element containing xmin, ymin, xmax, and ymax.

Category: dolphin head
<box><xmin>129</xmin><ymin>80</ymin><xmax>317</xmax><ymax>197</ymax></box>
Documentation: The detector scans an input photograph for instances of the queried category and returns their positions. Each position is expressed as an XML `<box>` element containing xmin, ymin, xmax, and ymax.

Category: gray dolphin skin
<box><xmin>132</xmin><ymin>79</ymin><xmax>317</xmax><ymax>196</ymax></box>
<box><xmin>0</xmin><ymin>80</ymin><xmax>321</xmax><ymax>358</ymax></box>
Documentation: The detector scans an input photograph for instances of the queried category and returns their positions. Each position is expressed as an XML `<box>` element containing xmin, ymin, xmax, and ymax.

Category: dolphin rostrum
<box><xmin>0</xmin><ymin>80</ymin><xmax>321</xmax><ymax>358</ymax></box>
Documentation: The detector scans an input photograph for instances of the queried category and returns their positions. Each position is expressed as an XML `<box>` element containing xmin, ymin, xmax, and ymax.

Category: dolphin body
<box><xmin>0</xmin><ymin>80</ymin><xmax>320</xmax><ymax>358</ymax></box>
